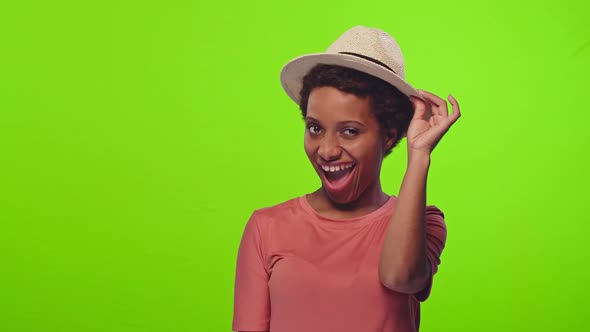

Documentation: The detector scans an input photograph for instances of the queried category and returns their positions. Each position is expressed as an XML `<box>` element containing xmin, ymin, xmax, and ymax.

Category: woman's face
<box><xmin>304</xmin><ymin>86</ymin><xmax>396</xmax><ymax>204</ymax></box>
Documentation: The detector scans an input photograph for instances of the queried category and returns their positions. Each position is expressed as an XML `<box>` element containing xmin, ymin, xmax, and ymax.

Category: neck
<box><xmin>313</xmin><ymin>180</ymin><xmax>389</xmax><ymax>216</ymax></box>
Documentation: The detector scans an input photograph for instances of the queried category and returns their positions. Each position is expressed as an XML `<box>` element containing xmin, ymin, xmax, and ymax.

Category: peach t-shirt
<box><xmin>232</xmin><ymin>194</ymin><xmax>447</xmax><ymax>332</ymax></box>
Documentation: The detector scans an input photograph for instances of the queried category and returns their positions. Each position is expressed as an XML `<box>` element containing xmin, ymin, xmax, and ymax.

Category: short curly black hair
<box><xmin>299</xmin><ymin>64</ymin><xmax>413</xmax><ymax>157</ymax></box>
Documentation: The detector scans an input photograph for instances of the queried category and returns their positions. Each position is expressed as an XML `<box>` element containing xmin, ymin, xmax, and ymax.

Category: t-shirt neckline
<box><xmin>298</xmin><ymin>194</ymin><xmax>396</xmax><ymax>228</ymax></box>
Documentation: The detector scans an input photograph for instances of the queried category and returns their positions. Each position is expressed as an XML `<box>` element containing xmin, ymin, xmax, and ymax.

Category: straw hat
<box><xmin>280</xmin><ymin>26</ymin><xmax>430</xmax><ymax>123</ymax></box>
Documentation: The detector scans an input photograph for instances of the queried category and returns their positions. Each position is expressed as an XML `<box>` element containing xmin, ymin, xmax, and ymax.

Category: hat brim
<box><xmin>280</xmin><ymin>53</ymin><xmax>430</xmax><ymax>136</ymax></box>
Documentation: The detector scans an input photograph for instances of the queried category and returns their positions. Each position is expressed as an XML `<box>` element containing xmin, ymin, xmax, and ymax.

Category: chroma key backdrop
<box><xmin>0</xmin><ymin>0</ymin><xmax>588</xmax><ymax>331</ymax></box>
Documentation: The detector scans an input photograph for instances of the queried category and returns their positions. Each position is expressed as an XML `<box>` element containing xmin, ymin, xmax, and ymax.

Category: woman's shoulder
<box><xmin>250</xmin><ymin>195</ymin><xmax>306</xmax><ymax>223</ymax></box>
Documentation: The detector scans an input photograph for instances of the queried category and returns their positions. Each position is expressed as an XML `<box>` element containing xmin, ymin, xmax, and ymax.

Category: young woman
<box><xmin>232</xmin><ymin>26</ymin><xmax>461</xmax><ymax>332</ymax></box>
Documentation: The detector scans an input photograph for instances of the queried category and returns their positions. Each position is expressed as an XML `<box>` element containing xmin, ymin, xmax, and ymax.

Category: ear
<box><xmin>383</xmin><ymin>128</ymin><xmax>398</xmax><ymax>152</ymax></box>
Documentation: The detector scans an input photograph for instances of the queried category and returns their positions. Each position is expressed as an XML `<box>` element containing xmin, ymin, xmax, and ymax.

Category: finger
<box><xmin>424</xmin><ymin>98</ymin><xmax>433</xmax><ymax>120</ymax></box>
<box><xmin>419</xmin><ymin>90</ymin><xmax>448</xmax><ymax>117</ymax></box>
<box><xmin>447</xmin><ymin>94</ymin><xmax>461</xmax><ymax>123</ymax></box>
<box><xmin>418</xmin><ymin>90</ymin><xmax>445</xmax><ymax>107</ymax></box>
<box><xmin>409</xmin><ymin>96</ymin><xmax>427</xmax><ymax>121</ymax></box>
<box><xmin>412</xmin><ymin>93</ymin><xmax>433</xmax><ymax>118</ymax></box>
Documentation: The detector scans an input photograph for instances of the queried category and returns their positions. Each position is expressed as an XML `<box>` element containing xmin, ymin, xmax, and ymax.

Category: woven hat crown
<box><xmin>326</xmin><ymin>26</ymin><xmax>406</xmax><ymax>79</ymax></box>
<box><xmin>280</xmin><ymin>26</ymin><xmax>418</xmax><ymax>105</ymax></box>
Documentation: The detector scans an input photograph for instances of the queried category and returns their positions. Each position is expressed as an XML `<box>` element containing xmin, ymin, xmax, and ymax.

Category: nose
<box><xmin>318</xmin><ymin>134</ymin><xmax>342</xmax><ymax>161</ymax></box>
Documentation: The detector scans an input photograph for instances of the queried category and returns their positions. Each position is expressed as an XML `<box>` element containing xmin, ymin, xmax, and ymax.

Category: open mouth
<box><xmin>320</xmin><ymin>162</ymin><xmax>356</xmax><ymax>189</ymax></box>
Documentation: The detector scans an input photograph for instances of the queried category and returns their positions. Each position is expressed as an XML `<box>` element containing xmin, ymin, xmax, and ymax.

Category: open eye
<box><xmin>306</xmin><ymin>123</ymin><xmax>322</xmax><ymax>134</ymax></box>
<box><xmin>342</xmin><ymin>128</ymin><xmax>359</xmax><ymax>136</ymax></box>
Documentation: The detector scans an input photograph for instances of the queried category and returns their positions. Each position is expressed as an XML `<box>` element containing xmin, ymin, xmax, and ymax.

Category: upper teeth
<box><xmin>322</xmin><ymin>162</ymin><xmax>355</xmax><ymax>172</ymax></box>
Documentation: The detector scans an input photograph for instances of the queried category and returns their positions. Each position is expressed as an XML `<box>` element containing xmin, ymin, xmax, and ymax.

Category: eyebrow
<box><xmin>305</xmin><ymin>116</ymin><xmax>366</xmax><ymax>127</ymax></box>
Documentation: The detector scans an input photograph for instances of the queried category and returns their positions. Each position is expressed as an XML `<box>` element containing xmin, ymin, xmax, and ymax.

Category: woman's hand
<box><xmin>406</xmin><ymin>90</ymin><xmax>461</xmax><ymax>159</ymax></box>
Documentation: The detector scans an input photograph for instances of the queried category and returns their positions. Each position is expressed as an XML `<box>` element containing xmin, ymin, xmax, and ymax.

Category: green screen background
<box><xmin>1</xmin><ymin>0</ymin><xmax>588</xmax><ymax>331</ymax></box>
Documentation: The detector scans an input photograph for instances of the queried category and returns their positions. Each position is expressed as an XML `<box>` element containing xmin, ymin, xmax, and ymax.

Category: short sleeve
<box><xmin>232</xmin><ymin>212</ymin><xmax>271</xmax><ymax>331</ymax></box>
<box><xmin>412</xmin><ymin>205</ymin><xmax>447</xmax><ymax>302</ymax></box>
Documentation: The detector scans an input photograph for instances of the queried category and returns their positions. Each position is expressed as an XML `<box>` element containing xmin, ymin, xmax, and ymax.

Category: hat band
<box><xmin>338</xmin><ymin>52</ymin><xmax>396</xmax><ymax>74</ymax></box>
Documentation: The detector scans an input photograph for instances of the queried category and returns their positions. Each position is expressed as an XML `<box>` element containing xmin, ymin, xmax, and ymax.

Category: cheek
<box><xmin>303</xmin><ymin>137</ymin><xmax>315</xmax><ymax>159</ymax></box>
<box><xmin>350</xmin><ymin>138</ymin><xmax>381</xmax><ymax>162</ymax></box>
<box><xmin>356</xmin><ymin>146</ymin><xmax>383</xmax><ymax>178</ymax></box>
